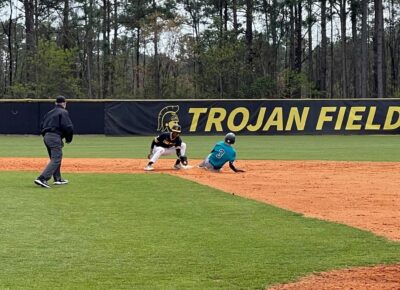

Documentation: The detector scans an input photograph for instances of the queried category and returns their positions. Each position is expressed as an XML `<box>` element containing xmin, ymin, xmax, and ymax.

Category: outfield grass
<box><xmin>1</xmin><ymin>135</ymin><xmax>399</xmax><ymax>289</ymax></box>
<box><xmin>1</xmin><ymin>172</ymin><xmax>400</xmax><ymax>289</ymax></box>
<box><xmin>1</xmin><ymin>134</ymin><xmax>399</xmax><ymax>161</ymax></box>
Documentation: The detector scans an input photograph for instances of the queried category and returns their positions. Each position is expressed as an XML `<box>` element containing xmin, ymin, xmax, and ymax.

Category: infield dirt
<box><xmin>1</xmin><ymin>157</ymin><xmax>399</xmax><ymax>289</ymax></box>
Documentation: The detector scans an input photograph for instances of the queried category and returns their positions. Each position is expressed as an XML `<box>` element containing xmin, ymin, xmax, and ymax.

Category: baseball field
<box><xmin>0</xmin><ymin>135</ymin><xmax>399</xmax><ymax>289</ymax></box>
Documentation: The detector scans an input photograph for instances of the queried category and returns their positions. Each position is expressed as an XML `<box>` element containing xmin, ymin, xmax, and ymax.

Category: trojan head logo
<box><xmin>157</xmin><ymin>105</ymin><xmax>180</xmax><ymax>132</ymax></box>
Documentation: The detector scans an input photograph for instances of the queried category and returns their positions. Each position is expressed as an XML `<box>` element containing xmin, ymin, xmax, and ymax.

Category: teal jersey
<box><xmin>208</xmin><ymin>141</ymin><xmax>236</xmax><ymax>169</ymax></box>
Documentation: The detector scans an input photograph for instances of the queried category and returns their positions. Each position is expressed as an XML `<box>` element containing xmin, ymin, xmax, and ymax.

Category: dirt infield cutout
<box><xmin>1</xmin><ymin>157</ymin><xmax>399</xmax><ymax>289</ymax></box>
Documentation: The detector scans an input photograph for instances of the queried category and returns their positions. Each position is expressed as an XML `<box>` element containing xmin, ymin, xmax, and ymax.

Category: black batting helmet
<box><xmin>225</xmin><ymin>132</ymin><xmax>236</xmax><ymax>144</ymax></box>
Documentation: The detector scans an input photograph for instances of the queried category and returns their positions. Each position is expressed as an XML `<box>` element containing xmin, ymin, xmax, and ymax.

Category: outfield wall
<box><xmin>0</xmin><ymin>100</ymin><xmax>104</xmax><ymax>134</ymax></box>
<box><xmin>1</xmin><ymin>99</ymin><xmax>399</xmax><ymax>135</ymax></box>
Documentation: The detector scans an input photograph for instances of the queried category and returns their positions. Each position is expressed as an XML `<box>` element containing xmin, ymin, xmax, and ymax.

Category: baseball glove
<box><xmin>179</xmin><ymin>155</ymin><xmax>188</xmax><ymax>166</ymax></box>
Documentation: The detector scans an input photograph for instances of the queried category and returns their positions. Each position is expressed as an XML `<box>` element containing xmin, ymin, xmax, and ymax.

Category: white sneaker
<box><xmin>34</xmin><ymin>179</ymin><xmax>51</xmax><ymax>189</ymax></box>
<box><xmin>144</xmin><ymin>164</ymin><xmax>154</xmax><ymax>171</ymax></box>
<box><xmin>54</xmin><ymin>179</ymin><xmax>69</xmax><ymax>185</ymax></box>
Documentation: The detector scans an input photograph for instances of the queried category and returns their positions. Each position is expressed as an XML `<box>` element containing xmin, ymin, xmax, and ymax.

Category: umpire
<box><xmin>34</xmin><ymin>96</ymin><xmax>74</xmax><ymax>189</ymax></box>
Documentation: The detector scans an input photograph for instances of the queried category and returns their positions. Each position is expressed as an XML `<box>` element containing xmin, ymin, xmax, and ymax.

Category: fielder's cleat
<box><xmin>144</xmin><ymin>164</ymin><xmax>154</xmax><ymax>171</ymax></box>
<box><xmin>173</xmin><ymin>163</ymin><xmax>182</xmax><ymax>170</ymax></box>
<box><xmin>54</xmin><ymin>179</ymin><xmax>69</xmax><ymax>185</ymax></box>
<box><xmin>34</xmin><ymin>179</ymin><xmax>51</xmax><ymax>189</ymax></box>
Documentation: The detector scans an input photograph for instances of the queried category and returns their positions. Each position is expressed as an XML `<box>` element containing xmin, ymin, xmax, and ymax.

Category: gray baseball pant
<box><xmin>199</xmin><ymin>154</ymin><xmax>221</xmax><ymax>172</ymax></box>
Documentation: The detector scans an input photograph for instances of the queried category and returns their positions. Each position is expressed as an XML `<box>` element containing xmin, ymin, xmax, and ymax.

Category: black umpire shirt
<box><xmin>40</xmin><ymin>105</ymin><xmax>74</xmax><ymax>143</ymax></box>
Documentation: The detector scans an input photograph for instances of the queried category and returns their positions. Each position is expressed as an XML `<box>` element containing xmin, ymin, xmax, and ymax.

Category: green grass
<box><xmin>1</xmin><ymin>135</ymin><xmax>400</xmax><ymax>161</ymax></box>
<box><xmin>1</xmin><ymin>135</ymin><xmax>399</xmax><ymax>288</ymax></box>
<box><xmin>1</xmin><ymin>172</ymin><xmax>400</xmax><ymax>289</ymax></box>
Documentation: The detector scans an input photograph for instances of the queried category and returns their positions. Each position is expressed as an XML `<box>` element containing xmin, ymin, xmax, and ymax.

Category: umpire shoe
<box><xmin>34</xmin><ymin>179</ymin><xmax>51</xmax><ymax>189</ymax></box>
<box><xmin>54</xmin><ymin>179</ymin><xmax>69</xmax><ymax>185</ymax></box>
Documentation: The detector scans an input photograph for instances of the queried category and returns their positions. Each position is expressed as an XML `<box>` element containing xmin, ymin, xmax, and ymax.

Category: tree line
<box><xmin>0</xmin><ymin>0</ymin><xmax>399</xmax><ymax>99</ymax></box>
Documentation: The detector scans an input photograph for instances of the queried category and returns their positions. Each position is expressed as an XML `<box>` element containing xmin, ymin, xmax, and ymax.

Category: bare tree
<box><xmin>135</xmin><ymin>27</ymin><xmax>141</xmax><ymax>94</ymax></box>
<box><xmin>373</xmin><ymin>0</ymin><xmax>385</xmax><ymax>98</ymax></box>
<box><xmin>62</xmin><ymin>0</ymin><xmax>71</xmax><ymax>50</ymax></box>
<box><xmin>388</xmin><ymin>0</ymin><xmax>399</xmax><ymax>95</ymax></box>
<box><xmin>338</xmin><ymin>0</ymin><xmax>348</xmax><ymax>98</ymax></box>
<box><xmin>294</xmin><ymin>0</ymin><xmax>302</xmax><ymax>97</ymax></box>
<box><xmin>294</xmin><ymin>0</ymin><xmax>302</xmax><ymax>74</ymax></box>
<box><xmin>102</xmin><ymin>0</ymin><xmax>111</xmax><ymax>98</ymax></box>
<box><xmin>2</xmin><ymin>0</ymin><xmax>14</xmax><ymax>90</ymax></box>
<box><xmin>329</xmin><ymin>0</ymin><xmax>334</xmax><ymax>98</ymax></box>
<box><xmin>320</xmin><ymin>0</ymin><xmax>327</xmax><ymax>93</ymax></box>
<box><xmin>23</xmin><ymin>0</ymin><xmax>36</xmax><ymax>85</ymax></box>
<box><xmin>232</xmin><ymin>0</ymin><xmax>238</xmax><ymax>37</ymax></box>
<box><xmin>111</xmin><ymin>0</ymin><xmax>119</xmax><ymax>95</ymax></box>
<box><xmin>151</xmin><ymin>0</ymin><xmax>161</xmax><ymax>98</ymax></box>
<box><xmin>350</xmin><ymin>0</ymin><xmax>359</xmax><ymax>98</ymax></box>
<box><xmin>85</xmin><ymin>0</ymin><xmax>95</xmax><ymax>98</ymax></box>
<box><xmin>360</xmin><ymin>0</ymin><xmax>368</xmax><ymax>98</ymax></box>
<box><xmin>289</xmin><ymin>3</ymin><xmax>295</xmax><ymax>70</ymax></box>
<box><xmin>307</xmin><ymin>0</ymin><xmax>314</xmax><ymax>89</ymax></box>
<box><xmin>245</xmin><ymin>0</ymin><xmax>254</xmax><ymax>64</ymax></box>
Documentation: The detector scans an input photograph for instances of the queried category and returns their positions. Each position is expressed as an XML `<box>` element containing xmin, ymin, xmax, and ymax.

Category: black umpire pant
<box><xmin>39</xmin><ymin>132</ymin><xmax>63</xmax><ymax>181</ymax></box>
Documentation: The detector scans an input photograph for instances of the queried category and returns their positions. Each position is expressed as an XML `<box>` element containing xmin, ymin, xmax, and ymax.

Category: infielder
<box><xmin>199</xmin><ymin>132</ymin><xmax>245</xmax><ymax>173</ymax></box>
<box><xmin>144</xmin><ymin>124</ymin><xmax>188</xmax><ymax>171</ymax></box>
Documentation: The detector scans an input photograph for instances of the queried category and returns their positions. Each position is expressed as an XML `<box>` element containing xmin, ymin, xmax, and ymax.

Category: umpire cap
<box><xmin>225</xmin><ymin>132</ymin><xmax>236</xmax><ymax>144</ymax></box>
<box><xmin>56</xmin><ymin>96</ymin><xmax>66</xmax><ymax>103</ymax></box>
